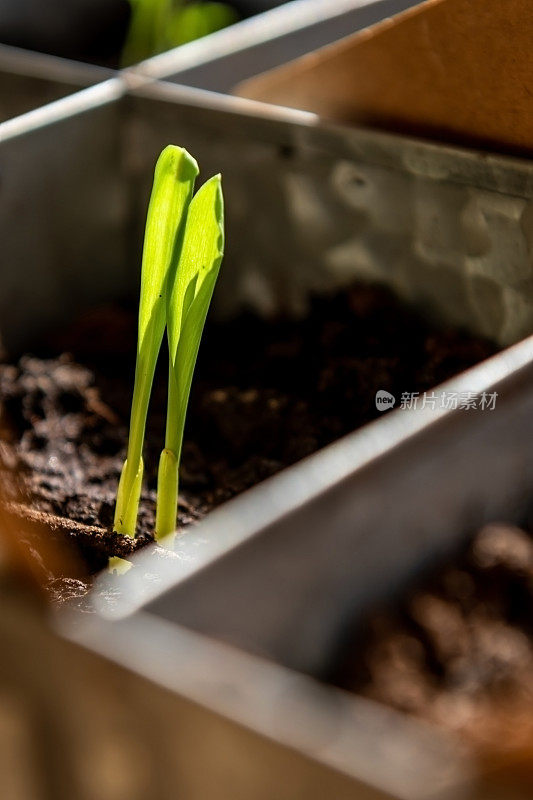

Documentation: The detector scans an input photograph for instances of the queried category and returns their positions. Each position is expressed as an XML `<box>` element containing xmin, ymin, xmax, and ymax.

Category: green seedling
<box><xmin>122</xmin><ymin>0</ymin><xmax>237</xmax><ymax>66</ymax></box>
<box><xmin>113</xmin><ymin>145</ymin><xmax>224</xmax><ymax>541</ymax></box>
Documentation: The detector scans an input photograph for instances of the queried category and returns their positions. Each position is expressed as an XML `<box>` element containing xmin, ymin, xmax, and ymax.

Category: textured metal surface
<box><xmin>125</xmin><ymin>80</ymin><xmax>533</xmax><ymax>345</ymax></box>
<box><xmin>0</xmin><ymin>44</ymin><xmax>111</xmax><ymax>123</ymax></box>
<box><xmin>2</xmin><ymin>79</ymin><xmax>533</xmax><ymax>352</ymax></box>
<box><xmin>132</xmin><ymin>0</ymin><xmax>420</xmax><ymax>93</ymax></box>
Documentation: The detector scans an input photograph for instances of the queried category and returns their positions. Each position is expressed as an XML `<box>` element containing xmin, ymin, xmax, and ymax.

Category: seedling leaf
<box><xmin>155</xmin><ymin>174</ymin><xmax>224</xmax><ymax>539</ymax></box>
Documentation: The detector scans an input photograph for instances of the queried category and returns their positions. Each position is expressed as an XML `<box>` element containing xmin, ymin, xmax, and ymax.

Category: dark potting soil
<box><xmin>0</xmin><ymin>283</ymin><xmax>494</xmax><ymax>601</ymax></box>
<box><xmin>333</xmin><ymin>520</ymin><xmax>533</xmax><ymax>752</ymax></box>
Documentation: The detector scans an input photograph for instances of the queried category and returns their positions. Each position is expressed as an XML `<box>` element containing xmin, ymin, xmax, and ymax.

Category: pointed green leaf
<box><xmin>167</xmin><ymin>173</ymin><xmax>224</xmax><ymax>366</ymax></box>
<box><xmin>138</xmin><ymin>145</ymin><xmax>199</xmax><ymax>357</ymax></box>
<box><xmin>175</xmin><ymin>265</ymin><xmax>220</xmax><ymax>413</ymax></box>
<box><xmin>155</xmin><ymin>174</ymin><xmax>224</xmax><ymax>539</ymax></box>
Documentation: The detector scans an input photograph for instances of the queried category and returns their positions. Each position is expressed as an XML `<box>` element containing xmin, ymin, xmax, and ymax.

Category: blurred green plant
<box><xmin>122</xmin><ymin>0</ymin><xmax>238</xmax><ymax>65</ymax></box>
<box><xmin>113</xmin><ymin>145</ymin><xmax>224</xmax><ymax>542</ymax></box>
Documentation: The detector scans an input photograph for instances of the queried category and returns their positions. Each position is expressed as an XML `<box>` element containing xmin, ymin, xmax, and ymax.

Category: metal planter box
<box><xmin>0</xmin><ymin>44</ymin><xmax>111</xmax><ymax>124</ymax></box>
<box><xmin>100</xmin><ymin>334</ymin><xmax>533</xmax><ymax>670</ymax></box>
<box><xmin>4</xmin><ymin>337</ymin><xmax>531</xmax><ymax>799</ymax></box>
<box><xmin>74</xmin><ymin>333</ymin><xmax>533</xmax><ymax>800</ymax></box>
<box><xmin>0</xmin><ymin>79</ymin><xmax>533</xmax><ymax>798</ymax></box>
